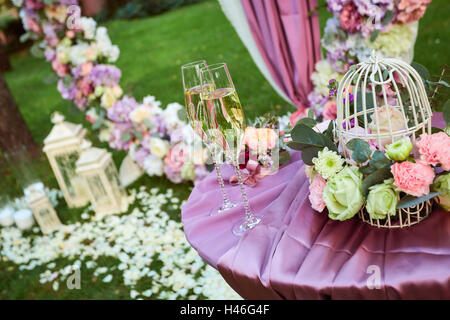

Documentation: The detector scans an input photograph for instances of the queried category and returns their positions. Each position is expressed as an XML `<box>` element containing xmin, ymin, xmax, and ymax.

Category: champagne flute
<box><xmin>181</xmin><ymin>60</ymin><xmax>236</xmax><ymax>215</ymax></box>
<box><xmin>199</xmin><ymin>63</ymin><xmax>262</xmax><ymax>236</ymax></box>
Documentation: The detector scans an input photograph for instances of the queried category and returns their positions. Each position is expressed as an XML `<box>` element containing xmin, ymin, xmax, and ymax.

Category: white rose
<box><xmin>143</xmin><ymin>155</ymin><xmax>164</xmax><ymax>176</ymax></box>
<box><xmin>130</xmin><ymin>105</ymin><xmax>153</xmax><ymax>124</ymax></box>
<box><xmin>143</xmin><ymin>95</ymin><xmax>162</xmax><ymax>108</ymax></box>
<box><xmin>149</xmin><ymin>138</ymin><xmax>169</xmax><ymax>158</ymax></box>
<box><xmin>164</xmin><ymin>102</ymin><xmax>183</xmax><ymax>130</ymax></box>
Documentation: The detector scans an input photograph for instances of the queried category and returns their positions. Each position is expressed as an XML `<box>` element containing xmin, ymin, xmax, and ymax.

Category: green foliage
<box><xmin>443</xmin><ymin>99</ymin><xmax>450</xmax><ymax>125</ymax></box>
<box><xmin>361</xmin><ymin>167</ymin><xmax>393</xmax><ymax>197</ymax></box>
<box><xmin>346</xmin><ymin>138</ymin><xmax>372</xmax><ymax>164</ymax></box>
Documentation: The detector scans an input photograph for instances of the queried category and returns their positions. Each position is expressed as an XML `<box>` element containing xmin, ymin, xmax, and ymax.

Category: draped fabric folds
<box><xmin>230</xmin><ymin>0</ymin><xmax>321</xmax><ymax>110</ymax></box>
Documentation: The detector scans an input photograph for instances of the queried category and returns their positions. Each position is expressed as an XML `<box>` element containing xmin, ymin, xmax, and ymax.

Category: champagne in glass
<box><xmin>200</xmin><ymin>63</ymin><xmax>262</xmax><ymax>236</ymax></box>
<box><xmin>181</xmin><ymin>61</ymin><xmax>236</xmax><ymax>215</ymax></box>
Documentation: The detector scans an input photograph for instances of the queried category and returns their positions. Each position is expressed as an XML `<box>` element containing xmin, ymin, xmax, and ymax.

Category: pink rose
<box><xmin>26</xmin><ymin>16</ymin><xmax>41</xmax><ymax>34</ymax></box>
<box><xmin>78</xmin><ymin>79</ymin><xmax>93</xmax><ymax>96</ymax></box>
<box><xmin>244</xmin><ymin>127</ymin><xmax>278</xmax><ymax>153</ymax></box>
<box><xmin>165</xmin><ymin>144</ymin><xmax>189</xmax><ymax>172</ymax></box>
<box><xmin>397</xmin><ymin>0</ymin><xmax>432</xmax><ymax>24</ymax></box>
<box><xmin>66</xmin><ymin>30</ymin><xmax>75</xmax><ymax>39</ymax></box>
<box><xmin>416</xmin><ymin>132</ymin><xmax>450</xmax><ymax>170</ymax></box>
<box><xmin>289</xmin><ymin>108</ymin><xmax>309</xmax><ymax>127</ymax></box>
<box><xmin>309</xmin><ymin>174</ymin><xmax>327</xmax><ymax>212</ymax></box>
<box><xmin>391</xmin><ymin>160</ymin><xmax>435</xmax><ymax>197</ymax></box>
<box><xmin>51</xmin><ymin>59</ymin><xmax>68</xmax><ymax>77</ymax></box>
<box><xmin>322</xmin><ymin>100</ymin><xmax>337</xmax><ymax>121</ymax></box>
<box><xmin>244</xmin><ymin>127</ymin><xmax>258</xmax><ymax>150</ymax></box>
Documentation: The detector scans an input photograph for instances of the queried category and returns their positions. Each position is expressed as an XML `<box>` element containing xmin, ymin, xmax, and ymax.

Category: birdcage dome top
<box><xmin>335</xmin><ymin>52</ymin><xmax>433</xmax><ymax>150</ymax></box>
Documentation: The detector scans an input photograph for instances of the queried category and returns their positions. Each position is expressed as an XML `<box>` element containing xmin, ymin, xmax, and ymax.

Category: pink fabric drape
<box><xmin>241</xmin><ymin>0</ymin><xmax>321</xmax><ymax>110</ymax></box>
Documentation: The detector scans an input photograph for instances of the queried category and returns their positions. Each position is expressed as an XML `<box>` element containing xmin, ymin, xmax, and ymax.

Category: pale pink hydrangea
<box><xmin>391</xmin><ymin>160</ymin><xmax>435</xmax><ymax>197</ymax></box>
<box><xmin>397</xmin><ymin>0</ymin><xmax>432</xmax><ymax>24</ymax></box>
<box><xmin>309</xmin><ymin>174</ymin><xmax>327</xmax><ymax>212</ymax></box>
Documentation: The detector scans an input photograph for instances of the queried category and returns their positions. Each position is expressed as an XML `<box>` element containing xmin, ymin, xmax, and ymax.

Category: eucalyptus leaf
<box><xmin>396</xmin><ymin>192</ymin><xmax>442</xmax><ymax>209</ymax></box>
<box><xmin>286</xmin><ymin>141</ymin><xmax>305</xmax><ymax>151</ymax></box>
<box><xmin>296</xmin><ymin>117</ymin><xmax>317</xmax><ymax>128</ymax></box>
<box><xmin>301</xmin><ymin>146</ymin><xmax>322</xmax><ymax>166</ymax></box>
<box><xmin>134</xmin><ymin>130</ymin><xmax>143</xmax><ymax>141</ymax></box>
<box><xmin>359</xmin><ymin>164</ymin><xmax>376</xmax><ymax>176</ymax></box>
<box><xmin>143</xmin><ymin>118</ymin><xmax>153</xmax><ymax>129</ymax></box>
<box><xmin>92</xmin><ymin>118</ymin><xmax>104</xmax><ymax>130</ymax></box>
<box><xmin>346</xmin><ymin>139</ymin><xmax>372</xmax><ymax>164</ymax></box>
<box><xmin>121</xmin><ymin>131</ymin><xmax>131</xmax><ymax>142</ymax></box>
<box><xmin>361</xmin><ymin>167</ymin><xmax>393</xmax><ymax>197</ymax></box>
<box><xmin>411</xmin><ymin>62</ymin><xmax>430</xmax><ymax>81</ymax></box>
<box><xmin>177</xmin><ymin>108</ymin><xmax>188</xmax><ymax>122</ymax></box>
<box><xmin>381</xmin><ymin>10</ymin><xmax>394</xmax><ymax>25</ymax></box>
<box><xmin>370</xmin><ymin>30</ymin><xmax>379</xmax><ymax>42</ymax></box>
<box><xmin>308</xmin><ymin>109</ymin><xmax>315</xmax><ymax>119</ymax></box>
<box><xmin>290</xmin><ymin>124</ymin><xmax>325</xmax><ymax>148</ymax></box>
<box><xmin>443</xmin><ymin>99</ymin><xmax>450</xmax><ymax>125</ymax></box>
<box><xmin>369</xmin><ymin>150</ymin><xmax>391</xmax><ymax>169</ymax></box>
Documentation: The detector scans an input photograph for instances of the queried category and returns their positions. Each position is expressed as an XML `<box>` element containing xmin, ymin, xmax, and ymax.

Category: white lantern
<box><xmin>335</xmin><ymin>53</ymin><xmax>433</xmax><ymax>228</ymax></box>
<box><xmin>25</xmin><ymin>184</ymin><xmax>62</xmax><ymax>234</ymax></box>
<box><xmin>43</xmin><ymin>113</ymin><xmax>90</xmax><ymax>208</ymax></box>
<box><xmin>14</xmin><ymin>209</ymin><xmax>34</xmax><ymax>230</ymax></box>
<box><xmin>76</xmin><ymin>140</ymin><xmax>128</xmax><ymax>220</ymax></box>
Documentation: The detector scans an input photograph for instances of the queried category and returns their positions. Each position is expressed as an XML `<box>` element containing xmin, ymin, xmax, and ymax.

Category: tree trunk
<box><xmin>0</xmin><ymin>45</ymin><xmax>11</xmax><ymax>72</ymax></box>
<box><xmin>0</xmin><ymin>72</ymin><xmax>39</xmax><ymax>156</ymax></box>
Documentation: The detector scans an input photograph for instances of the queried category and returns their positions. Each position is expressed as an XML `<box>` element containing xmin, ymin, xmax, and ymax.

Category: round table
<box><xmin>181</xmin><ymin>150</ymin><xmax>450</xmax><ymax>299</ymax></box>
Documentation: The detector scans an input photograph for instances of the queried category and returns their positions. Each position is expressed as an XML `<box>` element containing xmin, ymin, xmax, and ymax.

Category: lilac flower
<box><xmin>109</xmin><ymin>122</ymin><xmax>133</xmax><ymax>151</ymax></box>
<box><xmin>107</xmin><ymin>96</ymin><xmax>138</xmax><ymax>123</ymax></box>
<box><xmin>45</xmin><ymin>47</ymin><xmax>56</xmax><ymax>62</ymax></box>
<box><xmin>134</xmin><ymin>147</ymin><xmax>150</xmax><ymax>167</ymax></box>
<box><xmin>57</xmin><ymin>79</ymin><xmax>76</xmax><ymax>100</ymax></box>
<box><xmin>90</xmin><ymin>64</ymin><xmax>122</xmax><ymax>87</ymax></box>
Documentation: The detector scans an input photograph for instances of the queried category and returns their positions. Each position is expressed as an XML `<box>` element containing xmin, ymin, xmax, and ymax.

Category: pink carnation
<box><xmin>391</xmin><ymin>161</ymin><xmax>435</xmax><ymax>197</ymax></box>
<box><xmin>396</xmin><ymin>0</ymin><xmax>432</xmax><ymax>24</ymax></box>
<box><xmin>416</xmin><ymin>132</ymin><xmax>450</xmax><ymax>170</ymax></box>
<box><xmin>309</xmin><ymin>174</ymin><xmax>327</xmax><ymax>212</ymax></box>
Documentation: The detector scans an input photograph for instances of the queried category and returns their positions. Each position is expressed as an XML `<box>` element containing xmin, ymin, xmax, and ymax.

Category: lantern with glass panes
<box><xmin>75</xmin><ymin>140</ymin><xmax>128</xmax><ymax>219</ymax></box>
<box><xmin>25</xmin><ymin>183</ymin><xmax>62</xmax><ymax>234</ymax></box>
<box><xmin>43</xmin><ymin>113</ymin><xmax>89</xmax><ymax>208</ymax></box>
<box><xmin>335</xmin><ymin>53</ymin><xmax>434</xmax><ymax>228</ymax></box>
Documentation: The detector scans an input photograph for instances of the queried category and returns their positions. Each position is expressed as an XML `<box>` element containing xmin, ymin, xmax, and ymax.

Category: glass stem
<box><xmin>233</xmin><ymin>163</ymin><xmax>253</xmax><ymax>220</ymax></box>
<box><xmin>214</xmin><ymin>162</ymin><xmax>230</xmax><ymax>206</ymax></box>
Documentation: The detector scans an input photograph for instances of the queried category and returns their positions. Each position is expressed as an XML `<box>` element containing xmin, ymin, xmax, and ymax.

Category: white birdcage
<box><xmin>43</xmin><ymin>113</ymin><xmax>90</xmax><ymax>208</ymax></box>
<box><xmin>335</xmin><ymin>53</ymin><xmax>434</xmax><ymax>228</ymax></box>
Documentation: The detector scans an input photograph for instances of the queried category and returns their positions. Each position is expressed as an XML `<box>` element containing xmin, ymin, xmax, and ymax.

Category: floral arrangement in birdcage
<box><xmin>292</xmin><ymin>0</ymin><xmax>433</xmax><ymax>125</ymax></box>
<box><xmin>288</xmin><ymin>54</ymin><xmax>450</xmax><ymax>228</ymax></box>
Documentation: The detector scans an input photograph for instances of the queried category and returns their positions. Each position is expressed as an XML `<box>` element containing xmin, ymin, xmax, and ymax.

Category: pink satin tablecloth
<box><xmin>182</xmin><ymin>115</ymin><xmax>450</xmax><ymax>300</ymax></box>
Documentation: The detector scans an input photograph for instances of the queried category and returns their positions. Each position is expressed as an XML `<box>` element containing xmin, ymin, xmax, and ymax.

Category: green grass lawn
<box><xmin>1</xmin><ymin>0</ymin><xmax>449</xmax><ymax>299</ymax></box>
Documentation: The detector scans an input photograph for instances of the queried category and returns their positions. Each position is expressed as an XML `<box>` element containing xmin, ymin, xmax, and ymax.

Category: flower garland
<box><xmin>296</xmin><ymin>0</ymin><xmax>432</xmax><ymax>123</ymax></box>
<box><xmin>13</xmin><ymin>0</ymin><xmax>208</xmax><ymax>184</ymax></box>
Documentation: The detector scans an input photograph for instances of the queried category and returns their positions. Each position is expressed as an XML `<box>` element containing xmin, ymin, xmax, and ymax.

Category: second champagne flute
<box><xmin>199</xmin><ymin>63</ymin><xmax>262</xmax><ymax>236</ymax></box>
<box><xmin>181</xmin><ymin>60</ymin><xmax>236</xmax><ymax>215</ymax></box>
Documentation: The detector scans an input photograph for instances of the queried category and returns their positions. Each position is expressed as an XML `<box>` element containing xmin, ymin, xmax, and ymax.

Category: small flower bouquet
<box><xmin>230</xmin><ymin>113</ymin><xmax>291</xmax><ymax>187</ymax></box>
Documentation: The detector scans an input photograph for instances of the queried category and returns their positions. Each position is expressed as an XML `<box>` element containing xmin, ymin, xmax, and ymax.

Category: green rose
<box><xmin>385</xmin><ymin>137</ymin><xmax>412</xmax><ymax>161</ymax></box>
<box><xmin>366</xmin><ymin>179</ymin><xmax>399</xmax><ymax>219</ymax></box>
<box><xmin>323</xmin><ymin>166</ymin><xmax>365</xmax><ymax>221</ymax></box>
<box><xmin>181</xmin><ymin>162</ymin><xmax>196</xmax><ymax>181</ymax></box>
<box><xmin>431</xmin><ymin>172</ymin><xmax>450</xmax><ymax>211</ymax></box>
